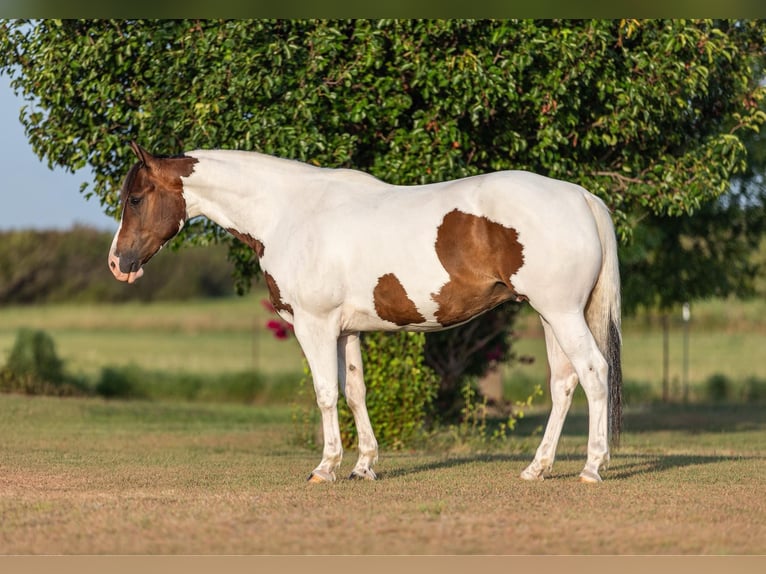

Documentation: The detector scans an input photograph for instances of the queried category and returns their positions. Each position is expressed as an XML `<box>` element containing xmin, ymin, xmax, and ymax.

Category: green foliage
<box><xmin>704</xmin><ymin>373</ymin><xmax>766</xmax><ymax>403</ymax></box>
<box><xmin>1</xmin><ymin>19</ymin><xmax>763</xmax><ymax>284</ymax></box>
<box><xmin>0</xmin><ymin>328</ymin><xmax>87</xmax><ymax>396</ymax></box>
<box><xmin>6</xmin><ymin>328</ymin><xmax>64</xmax><ymax>382</ymax></box>
<box><xmin>743</xmin><ymin>376</ymin><xmax>766</xmax><ymax>402</ymax></box>
<box><xmin>295</xmin><ymin>331</ymin><xmax>439</xmax><ymax>450</ymax></box>
<box><xmin>95</xmin><ymin>365</ymin><xmax>148</xmax><ymax>400</ymax></box>
<box><xmin>620</xmin><ymin>192</ymin><xmax>766</xmax><ymax>313</ymax></box>
<box><xmin>94</xmin><ymin>364</ymin><xmax>279</xmax><ymax>403</ymax></box>
<box><xmin>2</xmin><ymin>19</ymin><xmax>766</xmax><ymax>414</ymax></box>
<box><xmin>446</xmin><ymin>377</ymin><xmax>544</xmax><ymax>449</ymax></box>
<box><xmin>705</xmin><ymin>373</ymin><xmax>732</xmax><ymax>402</ymax></box>
<box><xmin>344</xmin><ymin>332</ymin><xmax>439</xmax><ymax>449</ymax></box>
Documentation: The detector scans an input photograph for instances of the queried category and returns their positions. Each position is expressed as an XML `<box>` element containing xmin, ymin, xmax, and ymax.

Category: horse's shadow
<box><xmin>375</xmin><ymin>403</ymin><xmax>766</xmax><ymax>481</ymax></box>
<box><xmin>377</xmin><ymin>451</ymin><xmax>763</xmax><ymax>481</ymax></box>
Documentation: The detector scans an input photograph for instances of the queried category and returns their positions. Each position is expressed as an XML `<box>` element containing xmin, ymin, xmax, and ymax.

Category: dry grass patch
<box><xmin>0</xmin><ymin>395</ymin><xmax>764</xmax><ymax>554</ymax></box>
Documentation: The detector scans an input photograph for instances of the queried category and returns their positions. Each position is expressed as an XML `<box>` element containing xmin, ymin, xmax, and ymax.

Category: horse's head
<box><xmin>108</xmin><ymin>141</ymin><xmax>197</xmax><ymax>283</ymax></box>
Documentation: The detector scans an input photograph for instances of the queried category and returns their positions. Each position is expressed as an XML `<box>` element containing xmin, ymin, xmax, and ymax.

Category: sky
<box><xmin>0</xmin><ymin>74</ymin><xmax>115</xmax><ymax>232</ymax></box>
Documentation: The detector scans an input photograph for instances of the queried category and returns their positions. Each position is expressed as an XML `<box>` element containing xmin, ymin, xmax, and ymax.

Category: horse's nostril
<box><xmin>110</xmin><ymin>261</ymin><xmax>116</xmax><ymax>269</ymax></box>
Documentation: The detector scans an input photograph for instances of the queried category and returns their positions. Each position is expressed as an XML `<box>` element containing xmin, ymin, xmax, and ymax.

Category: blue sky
<box><xmin>0</xmin><ymin>74</ymin><xmax>114</xmax><ymax>231</ymax></box>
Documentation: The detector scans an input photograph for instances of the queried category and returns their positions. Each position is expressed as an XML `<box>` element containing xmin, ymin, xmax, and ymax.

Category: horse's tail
<box><xmin>582</xmin><ymin>191</ymin><xmax>623</xmax><ymax>446</ymax></box>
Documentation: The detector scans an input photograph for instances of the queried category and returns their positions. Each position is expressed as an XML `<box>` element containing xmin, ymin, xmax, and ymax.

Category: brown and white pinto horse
<box><xmin>109</xmin><ymin>142</ymin><xmax>622</xmax><ymax>483</ymax></box>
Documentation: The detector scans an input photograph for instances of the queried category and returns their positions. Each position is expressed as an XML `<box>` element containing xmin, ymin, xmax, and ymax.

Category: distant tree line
<box><xmin>0</xmin><ymin>226</ymin><xmax>236</xmax><ymax>304</ymax></box>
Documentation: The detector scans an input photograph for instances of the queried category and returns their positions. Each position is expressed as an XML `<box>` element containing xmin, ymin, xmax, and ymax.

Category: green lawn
<box><xmin>505</xmin><ymin>299</ymin><xmax>766</xmax><ymax>404</ymax></box>
<box><xmin>0</xmin><ymin>293</ymin><xmax>305</xmax><ymax>379</ymax></box>
<box><xmin>1</xmin><ymin>293</ymin><xmax>765</xmax><ymax>404</ymax></box>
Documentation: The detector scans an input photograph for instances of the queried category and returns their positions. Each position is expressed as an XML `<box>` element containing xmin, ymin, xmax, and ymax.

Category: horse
<box><xmin>109</xmin><ymin>141</ymin><xmax>622</xmax><ymax>484</ymax></box>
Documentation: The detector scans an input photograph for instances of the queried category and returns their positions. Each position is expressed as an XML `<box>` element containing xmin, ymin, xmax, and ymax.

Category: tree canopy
<box><xmin>1</xmin><ymin>19</ymin><xmax>765</xmax><ymax>299</ymax></box>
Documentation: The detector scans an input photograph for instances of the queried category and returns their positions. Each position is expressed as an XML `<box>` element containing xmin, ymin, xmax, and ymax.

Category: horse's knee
<box><xmin>314</xmin><ymin>384</ymin><xmax>339</xmax><ymax>410</ymax></box>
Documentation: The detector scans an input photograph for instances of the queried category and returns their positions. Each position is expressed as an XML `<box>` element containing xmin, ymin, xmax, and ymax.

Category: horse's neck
<box><xmin>181</xmin><ymin>149</ymin><xmax>314</xmax><ymax>238</ymax></box>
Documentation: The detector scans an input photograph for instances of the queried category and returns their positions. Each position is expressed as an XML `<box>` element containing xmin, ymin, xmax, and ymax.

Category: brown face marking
<box><xmin>115</xmin><ymin>142</ymin><xmax>198</xmax><ymax>274</ymax></box>
<box><xmin>373</xmin><ymin>273</ymin><xmax>426</xmax><ymax>326</ymax></box>
<box><xmin>264</xmin><ymin>271</ymin><xmax>294</xmax><ymax>315</ymax></box>
<box><xmin>431</xmin><ymin>209</ymin><xmax>525</xmax><ymax>327</ymax></box>
<box><xmin>227</xmin><ymin>228</ymin><xmax>265</xmax><ymax>258</ymax></box>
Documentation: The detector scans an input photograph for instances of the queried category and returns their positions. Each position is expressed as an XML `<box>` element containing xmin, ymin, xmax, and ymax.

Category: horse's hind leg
<box><xmin>521</xmin><ymin>317</ymin><xmax>579</xmax><ymax>481</ymax></box>
<box><xmin>525</xmin><ymin>312</ymin><xmax>610</xmax><ymax>483</ymax></box>
<box><xmin>338</xmin><ymin>333</ymin><xmax>378</xmax><ymax>480</ymax></box>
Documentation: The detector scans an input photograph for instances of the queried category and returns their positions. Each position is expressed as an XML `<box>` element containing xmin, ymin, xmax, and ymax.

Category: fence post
<box><xmin>682</xmin><ymin>302</ymin><xmax>690</xmax><ymax>403</ymax></box>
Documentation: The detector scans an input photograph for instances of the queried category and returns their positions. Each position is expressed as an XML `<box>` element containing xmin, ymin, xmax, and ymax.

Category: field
<box><xmin>0</xmin><ymin>395</ymin><xmax>764</xmax><ymax>554</ymax></box>
<box><xmin>2</xmin><ymin>292</ymin><xmax>765</xmax><ymax>402</ymax></box>
<box><xmin>1</xmin><ymin>293</ymin><xmax>765</xmax><ymax>554</ymax></box>
<box><xmin>0</xmin><ymin>294</ymin><xmax>305</xmax><ymax>378</ymax></box>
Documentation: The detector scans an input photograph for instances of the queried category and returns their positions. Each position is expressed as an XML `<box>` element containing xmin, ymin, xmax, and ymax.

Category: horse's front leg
<box><xmin>293</xmin><ymin>314</ymin><xmax>343</xmax><ymax>483</ymax></box>
<box><xmin>338</xmin><ymin>333</ymin><xmax>378</xmax><ymax>480</ymax></box>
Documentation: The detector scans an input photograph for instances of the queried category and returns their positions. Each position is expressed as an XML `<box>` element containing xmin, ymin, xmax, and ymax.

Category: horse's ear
<box><xmin>129</xmin><ymin>141</ymin><xmax>152</xmax><ymax>167</ymax></box>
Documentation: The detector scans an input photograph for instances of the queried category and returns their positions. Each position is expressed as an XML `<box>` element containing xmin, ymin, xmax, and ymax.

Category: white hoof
<box><xmin>307</xmin><ymin>469</ymin><xmax>336</xmax><ymax>483</ymax></box>
<box><xmin>520</xmin><ymin>462</ymin><xmax>546</xmax><ymax>481</ymax></box>
<box><xmin>578</xmin><ymin>469</ymin><xmax>602</xmax><ymax>483</ymax></box>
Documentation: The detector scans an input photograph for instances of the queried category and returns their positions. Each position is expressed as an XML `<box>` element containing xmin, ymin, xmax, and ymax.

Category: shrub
<box><xmin>448</xmin><ymin>377</ymin><xmax>544</xmax><ymax>449</ymax></box>
<box><xmin>743</xmin><ymin>376</ymin><xmax>766</xmax><ymax>402</ymax></box>
<box><xmin>6</xmin><ymin>328</ymin><xmax>64</xmax><ymax>381</ymax></box>
<box><xmin>294</xmin><ymin>331</ymin><xmax>440</xmax><ymax>451</ymax></box>
<box><xmin>706</xmin><ymin>373</ymin><xmax>732</xmax><ymax>403</ymax></box>
<box><xmin>95</xmin><ymin>365</ymin><xmax>275</xmax><ymax>403</ymax></box>
<box><xmin>0</xmin><ymin>329</ymin><xmax>88</xmax><ymax>396</ymax></box>
<box><xmin>622</xmin><ymin>380</ymin><xmax>656</xmax><ymax>405</ymax></box>
<box><xmin>95</xmin><ymin>365</ymin><xmax>148</xmax><ymax>399</ymax></box>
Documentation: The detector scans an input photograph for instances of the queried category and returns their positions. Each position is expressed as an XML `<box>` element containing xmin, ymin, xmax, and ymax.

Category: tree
<box><xmin>2</xmin><ymin>19</ymin><xmax>765</xmax><ymax>410</ymax></box>
<box><xmin>620</xmin><ymin>34</ymin><xmax>766</xmax><ymax>313</ymax></box>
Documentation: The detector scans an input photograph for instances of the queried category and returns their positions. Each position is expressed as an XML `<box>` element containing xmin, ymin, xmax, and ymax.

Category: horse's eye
<box><xmin>129</xmin><ymin>196</ymin><xmax>142</xmax><ymax>206</ymax></box>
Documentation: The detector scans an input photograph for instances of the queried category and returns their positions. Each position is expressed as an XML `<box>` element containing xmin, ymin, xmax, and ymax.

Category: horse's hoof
<box><xmin>307</xmin><ymin>470</ymin><xmax>336</xmax><ymax>484</ymax></box>
<box><xmin>578</xmin><ymin>469</ymin><xmax>602</xmax><ymax>483</ymax></box>
<box><xmin>348</xmin><ymin>468</ymin><xmax>377</xmax><ymax>481</ymax></box>
<box><xmin>520</xmin><ymin>463</ymin><xmax>545</xmax><ymax>481</ymax></box>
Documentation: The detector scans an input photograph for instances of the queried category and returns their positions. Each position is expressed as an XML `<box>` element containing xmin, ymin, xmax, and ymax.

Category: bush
<box><xmin>622</xmin><ymin>379</ymin><xmax>657</xmax><ymax>405</ymax></box>
<box><xmin>0</xmin><ymin>329</ymin><xmax>88</xmax><ymax>396</ymax></box>
<box><xmin>95</xmin><ymin>365</ymin><xmax>148</xmax><ymax>399</ymax></box>
<box><xmin>95</xmin><ymin>364</ymin><xmax>276</xmax><ymax>403</ymax></box>
<box><xmin>743</xmin><ymin>376</ymin><xmax>766</xmax><ymax>402</ymax></box>
<box><xmin>294</xmin><ymin>331</ymin><xmax>440</xmax><ymax>451</ymax></box>
<box><xmin>706</xmin><ymin>373</ymin><xmax>732</xmax><ymax>403</ymax></box>
<box><xmin>347</xmin><ymin>332</ymin><xmax>439</xmax><ymax>449</ymax></box>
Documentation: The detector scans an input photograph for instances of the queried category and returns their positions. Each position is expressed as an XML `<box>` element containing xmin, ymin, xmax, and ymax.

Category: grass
<box><xmin>1</xmin><ymin>292</ymin><xmax>764</xmax><ymax>553</ymax></box>
<box><xmin>0</xmin><ymin>394</ymin><xmax>763</xmax><ymax>554</ymax></box>
<box><xmin>0</xmin><ymin>292</ymin><xmax>305</xmax><ymax>379</ymax></box>
<box><xmin>1</xmin><ymin>293</ymin><xmax>765</xmax><ymax>406</ymax></box>
<box><xmin>505</xmin><ymin>299</ymin><xmax>766</xmax><ymax>405</ymax></box>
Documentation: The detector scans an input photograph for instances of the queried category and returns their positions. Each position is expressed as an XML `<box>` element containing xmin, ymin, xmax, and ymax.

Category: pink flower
<box><xmin>263</xmin><ymin>299</ymin><xmax>293</xmax><ymax>340</ymax></box>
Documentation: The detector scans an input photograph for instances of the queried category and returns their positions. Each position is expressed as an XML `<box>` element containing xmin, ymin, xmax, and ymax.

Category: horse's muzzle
<box><xmin>108</xmin><ymin>250</ymin><xmax>144</xmax><ymax>284</ymax></box>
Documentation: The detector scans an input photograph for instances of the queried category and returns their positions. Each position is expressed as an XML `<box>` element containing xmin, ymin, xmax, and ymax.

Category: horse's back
<box><xmin>291</xmin><ymin>169</ymin><xmax>605</xmax><ymax>331</ymax></box>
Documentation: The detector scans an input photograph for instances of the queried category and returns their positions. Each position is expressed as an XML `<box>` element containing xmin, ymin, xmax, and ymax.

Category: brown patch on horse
<box><xmin>264</xmin><ymin>272</ymin><xmax>294</xmax><ymax>315</ymax></box>
<box><xmin>373</xmin><ymin>273</ymin><xmax>426</xmax><ymax>326</ymax></box>
<box><xmin>431</xmin><ymin>209</ymin><xmax>525</xmax><ymax>327</ymax></box>
<box><xmin>227</xmin><ymin>228</ymin><xmax>265</xmax><ymax>258</ymax></box>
